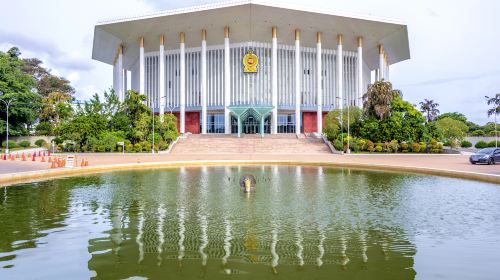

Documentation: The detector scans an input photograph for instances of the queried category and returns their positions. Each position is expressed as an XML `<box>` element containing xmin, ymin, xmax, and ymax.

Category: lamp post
<box><xmin>336</xmin><ymin>97</ymin><xmax>345</xmax><ymax>154</ymax></box>
<box><xmin>0</xmin><ymin>91</ymin><xmax>16</xmax><ymax>154</ymax></box>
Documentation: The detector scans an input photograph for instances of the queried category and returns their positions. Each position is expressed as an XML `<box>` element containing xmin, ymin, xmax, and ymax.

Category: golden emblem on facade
<box><xmin>242</xmin><ymin>50</ymin><xmax>258</xmax><ymax>73</ymax></box>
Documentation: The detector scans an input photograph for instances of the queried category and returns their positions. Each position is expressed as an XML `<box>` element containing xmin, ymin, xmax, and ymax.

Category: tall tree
<box><xmin>419</xmin><ymin>99</ymin><xmax>440</xmax><ymax>122</ymax></box>
<box><xmin>362</xmin><ymin>80</ymin><xmax>402</xmax><ymax>120</ymax></box>
<box><xmin>486</xmin><ymin>94</ymin><xmax>500</xmax><ymax>118</ymax></box>
<box><xmin>0</xmin><ymin>48</ymin><xmax>40</xmax><ymax>136</ymax></box>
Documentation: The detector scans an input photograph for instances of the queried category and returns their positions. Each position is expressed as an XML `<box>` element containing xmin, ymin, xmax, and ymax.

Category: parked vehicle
<box><xmin>469</xmin><ymin>148</ymin><xmax>500</xmax><ymax>165</ymax></box>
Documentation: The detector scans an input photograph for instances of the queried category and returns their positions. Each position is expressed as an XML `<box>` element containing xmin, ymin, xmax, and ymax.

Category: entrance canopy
<box><xmin>228</xmin><ymin>106</ymin><xmax>273</xmax><ymax>137</ymax></box>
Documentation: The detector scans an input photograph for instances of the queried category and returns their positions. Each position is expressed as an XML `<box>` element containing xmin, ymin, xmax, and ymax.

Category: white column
<box><xmin>316</xmin><ymin>32</ymin><xmax>322</xmax><ymax>134</ymax></box>
<box><xmin>336</xmin><ymin>35</ymin><xmax>343</xmax><ymax>111</ymax></box>
<box><xmin>139</xmin><ymin>37</ymin><xmax>145</xmax><ymax>95</ymax></box>
<box><xmin>294</xmin><ymin>29</ymin><xmax>301</xmax><ymax>135</ymax></box>
<box><xmin>357</xmin><ymin>37</ymin><xmax>363</xmax><ymax>107</ymax></box>
<box><xmin>180</xmin><ymin>32</ymin><xmax>186</xmax><ymax>134</ymax></box>
<box><xmin>123</xmin><ymin>68</ymin><xmax>128</xmax><ymax>96</ymax></box>
<box><xmin>379</xmin><ymin>44</ymin><xmax>384</xmax><ymax>81</ymax></box>
<box><xmin>112</xmin><ymin>62</ymin><xmax>118</xmax><ymax>95</ymax></box>
<box><xmin>159</xmin><ymin>35</ymin><xmax>165</xmax><ymax>122</ymax></box>
<box><xmin>201</xmin><ymin>30</ymin><xmax>207</xmax><ymax>134</ymax></box>
<box><xmin>385</xmin><ymin>53</ymin><xmax>390</xmax><ymax>81</ymax></box>
<box><xmin>117</xmin><ymin>45</ymin><xmax>124</xmax><ymax>101</ymax></box>
<box><xmin>271</xmin><ymin>27</ymin><xmax>278</xmax><ymax>134</ymax></box>
<box><xmin>224</xmin><ymin>27</ymin><xmax>231</xmax><ymax>134</ymax></box>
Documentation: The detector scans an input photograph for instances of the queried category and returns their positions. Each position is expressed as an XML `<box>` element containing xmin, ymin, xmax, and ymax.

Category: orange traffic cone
<box><xmin>41</xmin><ymin>155</ymin><xmax>45</xmax><ymax>162</ymax></box>
<box><xmin>50</xmin><ymin>160</ymin><xmax>57</xmax><ymax>168</ymax></box>
<box><xmin>10</xmin><ymin>154</ymin><xmax>15</xmax><ymax>161</ymax></box>
<box><xmin>22</xmin><ymin>153</ymin><xmax>26</xmax><ymax>161</ymax></box>
<box><xmin>2</xmin><ymin>154</ymin><xmax>5</xmax><ymax>160</ymax></box>
<box><xmin>48</xmin><ymin>157</ymin><xmax>52</xmax><ymax>163</ymax></box>
<box><xmin>15</xmin><ymin>153</ymin><xmax>19</xmax><ymax>159</ymax></box>
<box><xmin>85</xmin><ymin>160</ymin><xmax>89</xmax><ymax>166</ymax></box>
<box><xmin>27</xmin><ymin>153</ymin><xmax>31</xmax><ymax>158</ymax></box>
<box><xmin>80</xmin><ymin>158</ymin><xmax>85</xmax><ymax>167</ymax></box>
<box><xmin>32</xmin><ymin>153</ymin><xmax>36</xmax><ymax>161</ymax></box>
<box><xmin>38</xmin><ymin>151</ymin><xmax>41</xmax><ymax>157</ymax></box>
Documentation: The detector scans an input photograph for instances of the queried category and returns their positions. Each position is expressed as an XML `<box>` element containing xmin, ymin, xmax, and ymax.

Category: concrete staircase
<box><xmin>171</xmin><ymin>134</ymin><xmax>331</xmax><ymax>154</ymax></box>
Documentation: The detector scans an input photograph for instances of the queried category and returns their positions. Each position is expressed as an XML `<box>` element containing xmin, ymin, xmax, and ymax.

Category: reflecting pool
<box><xmin>0</xmin><ymin>166</ymin><xmax>499</xmax><ymax>279</ymax></box>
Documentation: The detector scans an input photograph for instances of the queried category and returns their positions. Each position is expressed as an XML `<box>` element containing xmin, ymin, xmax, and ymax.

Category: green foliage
<box><xmin>411</xmin><ymin>142</ymin><xmax>421</xmax><ymax>153</ymax></box>
<box><xmin>471</xmin><ymin>130</ymin><xmax>485</xmax><ymax>136</ymax></box>
<box><xmin>436</xmin><ymin>112</ymin><xmax>467</xmax><ymax>123</ymax></box>
<box><xmin>487</xmin><ymin>141</ymin><xmax>498</xmax><ymax>148</ymax></box>
<box><xmin>333</xmin><ymin>139</ymin><xmax>342</xmax><ymax>151</ymax></box>
<box><xmin>429</xmin><ymin>139</ymin><xmax>443</xmax><ymax>153</ymax></box>
<box><xmin>363</xmin><ymin>80</ymin><xmax>401</xmax><ymax>120</ymax></box>
<box><xmin>475</xmin><ymin>141</ymin><xmax>488</xmax><ymax>149</ymax></box>
<box><xmin>35</xmin><ymin>121</ymin><xmax>53</xmax><ymax>136</ymax></box>
<box><xmin>460</xmin><ymin>140</ymin><xmax>472</xmax><ymax>148</ymax></box>
<box><xmin>1</xmin><ymin>140</ymin><xmax>17</xmax><ymax>148</ymax></box>
<box><xmin>35</xmin><ymin>139</ymin><xmax>46</xmax><ymax>147</ymax></box>
<box><xmin>435</xmin><ymin>117</ymin><xmax>468</xmax><ymax>148</ymax></box>
<box><xmin>133</xmin><ymin>143</ymin><xmax>142</xmax><ymax>153</ymax></box>
<box><xmin>359</xmin><ymin>96</ymin><xmax>426</xmax><ymax>143</ymax></box>
<box><xmin>18</xmin><ymin>140</ymin><xmax>30</xmax><ymax>148</ymax></box>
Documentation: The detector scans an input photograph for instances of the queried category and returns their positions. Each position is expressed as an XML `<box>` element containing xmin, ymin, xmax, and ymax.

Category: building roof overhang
<box><xmin>92</xmin><ymin>0</ymin><xmax>410</xmax><ymax>70</ymax></box>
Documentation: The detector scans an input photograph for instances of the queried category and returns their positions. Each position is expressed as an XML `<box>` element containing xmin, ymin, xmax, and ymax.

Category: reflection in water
<box><xmin>1</xmin><ymin>167</ymin><xmax>500</xmax><ymax>279</ymax></box>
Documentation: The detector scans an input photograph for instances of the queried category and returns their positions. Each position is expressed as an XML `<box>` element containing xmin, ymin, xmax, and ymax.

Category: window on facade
<box><xmin>204</xmin><ymin>113</ymin><xmax>225</xmax><ymax>133</ymax></box>
<box><xmin>277</xmin><ymin>114</ymin><xmax>296</xmax><ymax>133</ymax></box>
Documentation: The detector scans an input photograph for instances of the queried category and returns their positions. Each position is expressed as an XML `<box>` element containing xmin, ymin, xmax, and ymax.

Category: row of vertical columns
<box><xmin>271</xmin><ymin>27</ymin><xmax>278</xmax><ymax>134</ymax></box>
<box><xmin>134</xmin><ymin>29</ymin><xmax>366</xmax><ymax>133</ymax></box>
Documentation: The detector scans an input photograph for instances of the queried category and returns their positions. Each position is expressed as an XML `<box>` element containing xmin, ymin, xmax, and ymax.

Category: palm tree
<box><xmin>419</xmin><ymin>99</ymin><xmax>440</xmax><ymax>122</ymax></box>
<box><xmin>362</xmin><ymin>80</ymin><xmax>401</xmax><ymax>120</ymax></box>
<box><xmin>485</xmin><ymin>93</ymin><xmax>500</xmax><ymax>147</ymax></box>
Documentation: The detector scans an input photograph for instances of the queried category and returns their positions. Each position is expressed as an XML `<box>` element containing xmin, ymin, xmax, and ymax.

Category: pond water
<box><xmin>0</xmin><ymin>166</ymin><xmax>499</xmax><ymax>280</ymax></box>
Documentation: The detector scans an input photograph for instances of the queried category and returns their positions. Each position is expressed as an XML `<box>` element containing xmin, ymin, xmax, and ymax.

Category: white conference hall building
<box><xmin>92</xmin><ymin>0</ymin><xmax>410</xmax><ymax>136</ymax></box>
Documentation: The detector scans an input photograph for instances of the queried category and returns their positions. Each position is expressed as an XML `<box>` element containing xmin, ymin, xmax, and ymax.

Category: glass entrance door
<box><xmin>243</xmin><ymin>115</ymin><xmax>260</xmax><ymax>134</ymax></box>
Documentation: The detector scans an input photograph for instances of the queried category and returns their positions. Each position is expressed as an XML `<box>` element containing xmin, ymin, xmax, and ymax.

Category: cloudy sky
<box><xmin>1</xmin><ymin>0</ymin><xmax>499</xmax><ymax>124</ymax></box>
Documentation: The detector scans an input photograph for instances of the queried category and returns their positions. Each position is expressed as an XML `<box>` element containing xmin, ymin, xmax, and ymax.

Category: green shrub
<box><xmin>411</xmin><ymin>142</ymin><xmax>421</xmax><ymax>153</ymax></box>
<box><xmin>357</xmin><ymin>139</ymin><xmax>367</xmax><ymax>151</ymax></box>
<box><xmin>460</xmin><ymin>140</ymin><xmax>472</xmax><ymax>148</ymax></box>
<box><xmin>443</xmin><ymin>140</ymin><xmax>451</xmax><ymax>147</ymax></box>
<box><xmin>52</xmin><ymin>137</ymin><xmax>63</xmax><ymax>145</ymax></box>
<box><xmin>487</xmin><ymin>141</ymin><xmax>498</xmax><ymax>148</ymax></box>
<box><xmin>489</xmin><ymin>131</ymin><xmax>498</xmax><ymax>136</ymax></box>
<box><xmin>389</xmin><ymin>140</ymin><xmax>399</xmax><ymax>153</ymax></box>
<box><xmin>1</xmin><ymin>140</ymin><xmax>17</xmax><ymax>148</ymax></box>
<box><xmin>419</xmin><ymin>142</ymin><xmax>427</xmax><ymax>153</ymax></box>
<box><xmin>19</xmin><ymin>140</ymin><xmax>31</xmax><ymax>148</ymax></box>
<box><xmin>366</xmin><ymin>140</ymin><xmax>375</xmax><ymax>153</ymax></box>
<box><xmin>126</xmin><ymin>143</ymin><xmax>134</xmax><ymax>152</ymax></box>
<box><xmin>35</xmin><ymin>139</ymin><xmax>46</xmax><ymax>147</ymax></box>
<box><xmin>141</xmin><ymin>141</ymin><xmax>152</xmax><ymax>152</ymax></box>
<box><xmin>471</xmin><ymin>130</ymin><xmax>485</xmax><ymax>136</ymax></box>
<box><xmin>158</xmin><ymin>141</ymin><xmax>169</xmax><ymax>151</ymax></box>
<box><xmin>375</xmin><ymin>144</ymin><xmax>383</xmax><ymax>152</ymax></box>
<box><xmin>475</xmin><ymin>140</ymin><xmax>488</xmax><ymax>149</ymax></box>
<box><xmin>350</xmin><ymin>142</ymin><xmax>360</xmax><ymax>152</ymax></box>
<box><xmin>133</xmin><ymin>143</ymin><xmax>142</xmax><ymax>153</ymax></box>
<box><xmin>400</xmin><ymin>142</ymin><xmax>409</xmax><ymax>152</ymax></box>
<box><xmin>333</xmin><ymin>140</ymin><xmax>343</xmax><ymax>151</ymax></box>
